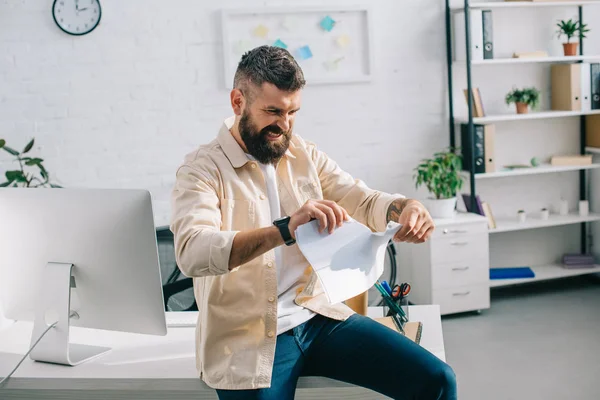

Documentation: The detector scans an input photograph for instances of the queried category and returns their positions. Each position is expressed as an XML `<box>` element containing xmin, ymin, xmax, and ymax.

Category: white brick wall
<box><xmin>1</xmin><ymin>0</ymin><xmax>599</xmax><ymax>242</ymax></box>
<box><xmin>0</xmin><ymin>0</ymin><xmax>449</xmax><ymax>226</ymax></box>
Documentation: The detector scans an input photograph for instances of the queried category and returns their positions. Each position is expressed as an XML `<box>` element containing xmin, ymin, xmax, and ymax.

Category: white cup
<box><xmin>559</xmin><ymin>200</ymin><xmax>569</xmax><ymax>216</ymax></box>
<box><xmin>579</xmin><ymin>200</ymin><xmax>589</xmax><ymax>217</ymax></box>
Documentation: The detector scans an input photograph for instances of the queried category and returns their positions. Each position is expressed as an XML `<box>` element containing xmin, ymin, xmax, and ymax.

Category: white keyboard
<box><xmin>165</xmin><ymin>311</ymin><xmax>199</xmax><ymax>327</ymax></box>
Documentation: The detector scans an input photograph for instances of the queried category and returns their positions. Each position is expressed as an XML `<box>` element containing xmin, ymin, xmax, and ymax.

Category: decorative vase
<box><xmin>423</xmin><ymin>197</ymin><xmax>457</xmax><ymax>219</ymax></box>
<box><xmin>563</xmin><ymin>42</ymin><xmax>579</xmax><ymax>56</ymax></box>
<box><xmin>516</xmin><ymin>102</ymin><xmax>529</xmax><ymax>114</ymax></box>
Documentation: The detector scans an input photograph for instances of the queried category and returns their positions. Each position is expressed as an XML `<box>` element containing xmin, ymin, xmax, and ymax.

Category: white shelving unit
<box><xmin>471</xmin><ymin>163</ymin><xmax>600</xmax><ymax>179</ymax></box>
<box><xmin>490</xmin><ymin>264</ymin><xmax>600</xmax><ymax>288</ymax></box>
<box><xmin>457</xmin><ymin>109</ymin><xmax>600</xmax><ymax>124</ymax></box>
<box><xmin>447</xmin><ymin>1</ymin><xmax>600</xmax><ymax>297</ymax></box>
<box><xmin>452</xmin><ymin>1</ymin><xmax>600</xmax><ymax>10</ymax></box>
<box><xmin>468</xmin><ymin>55</ymin><xmax>600</xmax><ymax>65</ymax></box>
<box><xmin>490</xmin><ymin>213</ymin><xmax>600</xmax><ymax>233</ymax></box>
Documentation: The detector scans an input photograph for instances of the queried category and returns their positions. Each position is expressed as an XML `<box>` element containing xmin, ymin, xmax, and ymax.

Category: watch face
<box><xmin>52</xmin><ymin>0</ymin><xmax>101</xmax><ymax>36</ymax></box>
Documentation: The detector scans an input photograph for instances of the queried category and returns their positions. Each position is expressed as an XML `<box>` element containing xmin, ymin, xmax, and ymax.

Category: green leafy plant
<box><xmin>556</xmin><ymin>18</ymin><xmax>590</xmax><ymax>43</ymax></box>
<box><xmin>413</xmin><ymin>149</ymin><xmax>464</xmax><ymax>200</ymax></box>
<box><xmin>0</xmin><ymin>138</ymin><xmax>61</xmax><ymax>188</ymax></box>
<box><xmin>505</xmin><ymin>87</ymin><xmax>541</xmax><ymax>109</ymax></box>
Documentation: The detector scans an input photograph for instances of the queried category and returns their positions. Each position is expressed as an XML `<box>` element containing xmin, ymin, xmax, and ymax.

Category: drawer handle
<box><xmin>443</xmin><ymin>229</ymin><xmax>468</xmax><ymax>234</ymax></box>
<box><xmin>452</xmin><ymin>291</ymin><xmax>471</xmax><ymax>296</ymax></box>
<box><xmin>452</xmin><ymin>266</ymin><xmax>470</xmax><ymax>271</ymax></box>
<box><xmin>450</xmin><ymin>241</ymin><xmax>469</xmax><ymax>246</ymax></box>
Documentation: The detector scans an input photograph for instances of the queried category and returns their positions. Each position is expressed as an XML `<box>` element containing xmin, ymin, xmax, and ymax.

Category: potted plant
<box><xmin>556</xmin><ymin>18</ymin><xmax>590</xmax><ymax>56</ymax></box>
<box><xmin>413</xmin><ymin>148</ymin><xmax>464</xmax><ymax>219</ymax></box>
<box><xmin>505</xmin><ymin>87</ymin><xmax>540</xmax><ymax>114</ymax></box>
<box><xmin>0</xmin><ymin>138</ymin><xmax>61</xmax><ymax>187</ymax></box>
<box><xmin>517</xmin><ymin>210</ymin><xmax>526</xmax><ymax>223</ymax></box>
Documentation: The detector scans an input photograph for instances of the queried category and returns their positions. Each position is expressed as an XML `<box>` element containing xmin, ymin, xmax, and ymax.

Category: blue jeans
<box><xmin>216</xmin><ymin>313</ymin><xmax>457</xmax><ymax>400</ymax></box>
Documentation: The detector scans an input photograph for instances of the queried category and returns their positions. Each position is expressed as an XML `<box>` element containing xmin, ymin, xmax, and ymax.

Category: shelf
<box><xmin>586</xmin><ymin>147</ymin><xmax>600</xmax><ymax>154</ymax></box>
<box><xmin>489</xmin><ymin>264</ymin><xmax>600</xmax><ymax>288</ymax></box>
<box><xmin>489</xmin><ymin>212</ymin><xmax>600</xmax><ymax>233</ymax></box>
<box><xmin>465</xmin><ymin>162</ymin><xmax>600</xmax><ymax>179</ymax></box>
<box><xmin>457</xmin><ymin>110</ymin><xmax>600</xmax><ymax>124</ymax></box>
<box><xmin>453</xmin><ymin>1</ymin><xmax>600</xmax><ymax>10</ymax></box>
<box><xmin>464</xmin><ymin>55</ymin><xmax>600</xmax><ymax>65</ymax></box>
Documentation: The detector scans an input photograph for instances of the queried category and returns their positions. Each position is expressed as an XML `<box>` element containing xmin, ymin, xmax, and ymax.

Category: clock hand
<box><xmin>78</xmin><ymin>7</ymin><xmax>88</xmax><ymax>11</ymax></box>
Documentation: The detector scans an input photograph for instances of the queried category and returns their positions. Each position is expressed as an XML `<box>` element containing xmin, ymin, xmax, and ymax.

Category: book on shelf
<box><xmin>460</xmin><ymin>123</ymin><xmax>495</xmax><ymax>173</ymax></box>
<box><xmin>463</xmin><ymin>88</ymin><xmax>486</xmax><ymax>117</ymax></box>
<box><xmin>551</xmin><ymin>63</ymin><xmax>598</xmax><ymax>112</ymax></box>
<box><xmin>550</xmin><ymin>154</ymin><xmax>592</xmax><ymax>166</ymax></box>
<box><xmin>586</xmin><ymin>114</ymin><xmax>600</xmax><ymax>147</ymax></box>
<box><xmin>512</xmin><ymin>50</ymin><xmax>549</xmax><ymax>59</ymax></box>
<box><xmin>562</xmin><ymin>253</ymin><xmax>596</xmax><ymax>269</ymax></box>
<box><xmin>481</xmin><ymin>201</ymin><xmax>497</xmax><ymax>229</ymax></box>
<box><xmin>489</xmin><ymin>267</ymin><xmax>535</xmax><ymax>280</ymax></box>
<box><xmin>461</xmin><ymin>194</ymin><xmax>484</xmax><ymax>215</ymax></box>
<box><xmin>452</xmin><ymin>9</ymin><xmax>495</xmax><ymax>59</ymax></box>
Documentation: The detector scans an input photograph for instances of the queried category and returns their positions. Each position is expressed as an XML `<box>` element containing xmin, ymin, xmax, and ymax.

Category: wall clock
<box><xmin>52</xmin><ymin>0</ymin><xmax>101</xmax><ymax>36</ymax></box>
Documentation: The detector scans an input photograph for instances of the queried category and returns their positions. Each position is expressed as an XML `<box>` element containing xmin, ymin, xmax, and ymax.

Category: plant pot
<box><xmin>563</xmin><ymin>42</ymin><xmax>579</xmax><ymax>56</ymax></box>
<box><xmin>517</xmin><ymin>212</ymin><xmax>527</xmax><ymax>223</ymax></box>
<box><xmin>423</xmin><ymin>197</ymin><xmax>457</xmax><ymax>219</ymax></box>
<box><xmin>515</xmin><ymin>102</ymin><xmax>529</xmax><ymax>114</ymax></box>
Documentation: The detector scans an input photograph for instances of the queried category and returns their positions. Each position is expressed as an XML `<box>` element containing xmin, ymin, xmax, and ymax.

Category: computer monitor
<box><xmin>0</xmin><ymin>188</ymin><xmax>167</xmax><ymax>366</ymax></box>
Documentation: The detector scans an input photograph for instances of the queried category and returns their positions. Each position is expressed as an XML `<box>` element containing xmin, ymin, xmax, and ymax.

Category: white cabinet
<box><xmin>396</xmin><ymin>212</ymin><xmax>490</xmax><ymax>315</ymax></box>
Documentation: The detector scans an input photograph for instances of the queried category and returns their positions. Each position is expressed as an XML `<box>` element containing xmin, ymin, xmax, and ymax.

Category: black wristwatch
<box><xmin>273</xmin><ymin>216</ymin><xmax>296</xmax><ymax>246</ymax></box>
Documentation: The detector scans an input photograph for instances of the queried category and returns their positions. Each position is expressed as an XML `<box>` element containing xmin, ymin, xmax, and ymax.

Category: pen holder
<box><xmin>383</xmin><ymin>294</ymin><xmax>409</xmax><ymax>322</ymax></box>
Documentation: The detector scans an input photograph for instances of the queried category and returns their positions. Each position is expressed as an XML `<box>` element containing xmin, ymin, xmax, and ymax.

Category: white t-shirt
<box><xmin>249</xmin><ymin>156</ymin><xmax>316</xmax><ymax>335</ymax></box>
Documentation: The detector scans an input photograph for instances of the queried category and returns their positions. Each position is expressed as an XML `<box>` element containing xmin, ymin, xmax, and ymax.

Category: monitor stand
<box><xmin>30</xmin><ymin>262</ymin><xmax>111</xmax><ymax>366</ymax></box>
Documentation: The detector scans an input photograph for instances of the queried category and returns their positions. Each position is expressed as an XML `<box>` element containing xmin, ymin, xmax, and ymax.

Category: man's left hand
<box><xmin>391</xmin><ymin>199</ymin><xmax>435</xmax><ymax>244</ymax></box>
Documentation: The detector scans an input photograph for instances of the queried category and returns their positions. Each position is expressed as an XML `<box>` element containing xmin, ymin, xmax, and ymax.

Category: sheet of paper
<box><xmin>253</xmin><ymin>24</ymin><xmax>269</xmax><ymax>39</ymax></box>
<box><xmin>296</xmin><ymin>219</ymin><xmax>402</xmax><ymax>304</ymax></box>
<box><xmin>273</xmin><ymin>38</ymin><xmax>288</xmax><ymax>49</ymax></box>
<box><xmin>320</xmin><ymin>15</ymin><xmax>336</xmax><ymax>32</ymax></box>
<box><xmin>336</xmin><ymin>34</ymin><xmax>351</xmax><ymax>48</ymax></box>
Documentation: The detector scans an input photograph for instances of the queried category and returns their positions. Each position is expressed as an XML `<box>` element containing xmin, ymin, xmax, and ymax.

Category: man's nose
<box><xmin>277</xmin><ymin>115</ymin><xmax>291</xmax><ymax>132</ymax></box>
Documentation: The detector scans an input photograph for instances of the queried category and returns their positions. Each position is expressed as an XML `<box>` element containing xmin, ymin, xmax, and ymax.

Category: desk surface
<box><xmin>0</xmin><ymin>305</ymin><xmax>445</xmax><ymax>398</ymax></box>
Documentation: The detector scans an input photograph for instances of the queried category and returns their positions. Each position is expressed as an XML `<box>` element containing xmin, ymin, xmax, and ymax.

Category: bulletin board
<box><xmin>220</xmin><ymin>6</ymin><xmax>373</xmax><ymax>88</ymax></box>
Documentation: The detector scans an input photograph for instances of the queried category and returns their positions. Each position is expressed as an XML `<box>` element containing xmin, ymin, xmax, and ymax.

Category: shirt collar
<box><xmin>217</xmin><ymin>116</ymin><xmax>296</xmax><ymax>169</ymax></box>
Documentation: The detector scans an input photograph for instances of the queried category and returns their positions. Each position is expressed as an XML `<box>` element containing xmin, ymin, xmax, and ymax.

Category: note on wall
<box><xmin>221</xmin><ymin>7</ymin><xmax>372</xmax><ymax>88</ymax></box>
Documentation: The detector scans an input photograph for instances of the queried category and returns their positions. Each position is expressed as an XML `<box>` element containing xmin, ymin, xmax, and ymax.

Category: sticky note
<box><xmin>273</xmin><ymin>39</ymin><xmax>288</xmax><ymax>49</ymax></box>
<box><xmin>336</xmin><ymin>34</ymin><xmax>350</xmax><ymax>48</ymax></box>
<box><xmin>320</xmin><ymin>15</ymin><xmax>336</xmax><ymax>32</ymax></box>
<box><xmin>253</xmin><ymin>24</ymin><xmax>269</xmax><ymax>38</ymax></box>
<box><xmin>296</xmin><ymin>46</ymin><xmax>313</xmax><ymax>60</ymax></box>
<box><xmin>324</xmin><ymin>57</ymin><xmax>344</xmax><ymax>71</ymax></box>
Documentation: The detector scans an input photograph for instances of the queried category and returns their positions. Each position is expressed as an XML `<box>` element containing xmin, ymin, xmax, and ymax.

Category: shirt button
<box><xmin>230</xmin><ymin>203</ymin><xmax>234</xmax><ymax>209</ymax></box>
<box><xmin>267</xmin><ymin>262</ymin><xmax>273</xmax><ymax>268</ymax></box>
<box><xmin>251</xmin><ymin>163</ymin><xmax>257</xmax><ymax>169</ymax></box>
<box><xmin>312</xmin><ymin>182</ymin><xmax>318</xmax><ymax>187</ymax></box>
<box><xmin>268</xmin><ymin>296</ymin><xmax>275</xmax><ymax>302</ymax></box>
<box><xmin>260</xmin><ymin>194</ymin><xmax>266</xmax><ymax>200</ymax></box>
<box><xmin>267</xmin><ymin>331</ymin><xmax>275</xmax><ymax>338</ymax></box>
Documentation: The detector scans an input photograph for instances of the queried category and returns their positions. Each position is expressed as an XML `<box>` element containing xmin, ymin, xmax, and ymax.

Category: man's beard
<box><xmin>239</xmin><ymin>110</ymin><xmax>291</xmax><ymax>165</ymax></box>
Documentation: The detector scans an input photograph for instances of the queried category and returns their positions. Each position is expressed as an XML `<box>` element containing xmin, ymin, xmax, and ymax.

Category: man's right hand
<box><xmin>288</xmin><ymin>200</ymin><xmax>350</xmax><ymax>239</ymax></box>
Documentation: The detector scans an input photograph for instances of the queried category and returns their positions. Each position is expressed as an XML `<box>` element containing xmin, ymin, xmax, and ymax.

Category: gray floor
<box><xmin>443</xmin><ymin>276</ymin><xmax>600</xmax><ymax>400</ymax></box>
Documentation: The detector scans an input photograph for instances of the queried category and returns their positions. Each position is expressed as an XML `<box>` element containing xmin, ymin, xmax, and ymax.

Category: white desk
<box><xmin>0</xmin><ymin>305</ymin><xmax>445</xmax><ymax>400</ymax></box>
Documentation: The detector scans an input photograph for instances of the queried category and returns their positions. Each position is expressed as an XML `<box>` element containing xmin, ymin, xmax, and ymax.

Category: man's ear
<box><xmin>230</xmin><ymin>89</ymin><xmax>244</xmax><ymax>116</ymax></box>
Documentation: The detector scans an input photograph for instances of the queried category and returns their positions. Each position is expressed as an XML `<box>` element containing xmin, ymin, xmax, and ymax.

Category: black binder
<box><xmin>482</xmin><ymin>10</ymin><xmax>493</xmax><ymax>60</ymax></box>
<box><xmin>461</xmin><ymin>123</ymin><xmax>485</xmax><ymax>174</ymax></box>
<box><xmin>592</xmin><ymin>63</ymin><xmax>600</xmax><ymax>110</ymax></box>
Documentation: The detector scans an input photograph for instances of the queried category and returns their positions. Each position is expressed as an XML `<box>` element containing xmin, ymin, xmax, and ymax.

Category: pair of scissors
<box><xmin>392</xmin><ymin>282</ymin><xmax>411</xmax><ymax>300</ymax></box>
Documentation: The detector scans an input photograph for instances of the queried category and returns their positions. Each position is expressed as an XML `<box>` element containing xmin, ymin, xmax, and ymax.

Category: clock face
<box><xmin>52</xmin><ymin>0</ymin><xmax>101</xmax><ymax>36</ymax></box>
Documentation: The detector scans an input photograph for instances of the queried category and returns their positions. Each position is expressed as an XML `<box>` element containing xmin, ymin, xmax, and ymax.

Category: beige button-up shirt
<box><xmin>170</xmin><ymin>117</ymin><xmax>403</xmax><ymax>390</ymax></box>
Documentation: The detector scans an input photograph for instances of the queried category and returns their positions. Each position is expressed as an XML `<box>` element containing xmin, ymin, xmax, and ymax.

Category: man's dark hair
<box><xmin>233</xmin><ymin>46</ymin><xmax>306</xmax><ymax>97</ymax></box>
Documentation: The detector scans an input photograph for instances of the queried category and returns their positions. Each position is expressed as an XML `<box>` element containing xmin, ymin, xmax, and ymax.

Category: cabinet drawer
<box><xmin>432</xmin><ymin>284</ymin><xmax>490</xmax><ymax>315</ymax></box>
<box><xmin>432</xmin><ymin>259</ymin><xmax>489</xmax><ymax>289</ymax></box>
<box><xmin>430</xmin><ymin>234</ymin><xmax>488</xmax><ymax>265</ymax></box>
<box><xmin>432</xmin><ymin>222</ymin><xmax>487</xmax><ymax>240</ymax></box>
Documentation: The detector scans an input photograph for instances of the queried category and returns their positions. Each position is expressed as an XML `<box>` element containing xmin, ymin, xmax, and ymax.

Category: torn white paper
<box><xmin>295</xmin><ymin>219</ymin><xmax>402</xmax><ymax>304</ymax></box>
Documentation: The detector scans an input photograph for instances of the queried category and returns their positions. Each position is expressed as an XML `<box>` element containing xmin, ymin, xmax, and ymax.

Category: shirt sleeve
<box><xmin>170</xmin><ymin>164</ymin><xmax>237</xmax><ymax>277</ymax></box>
<box><xmin>305</xmin><ymin>140</ymin><xmax>405</xmax><ymax>232</ymax></box>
